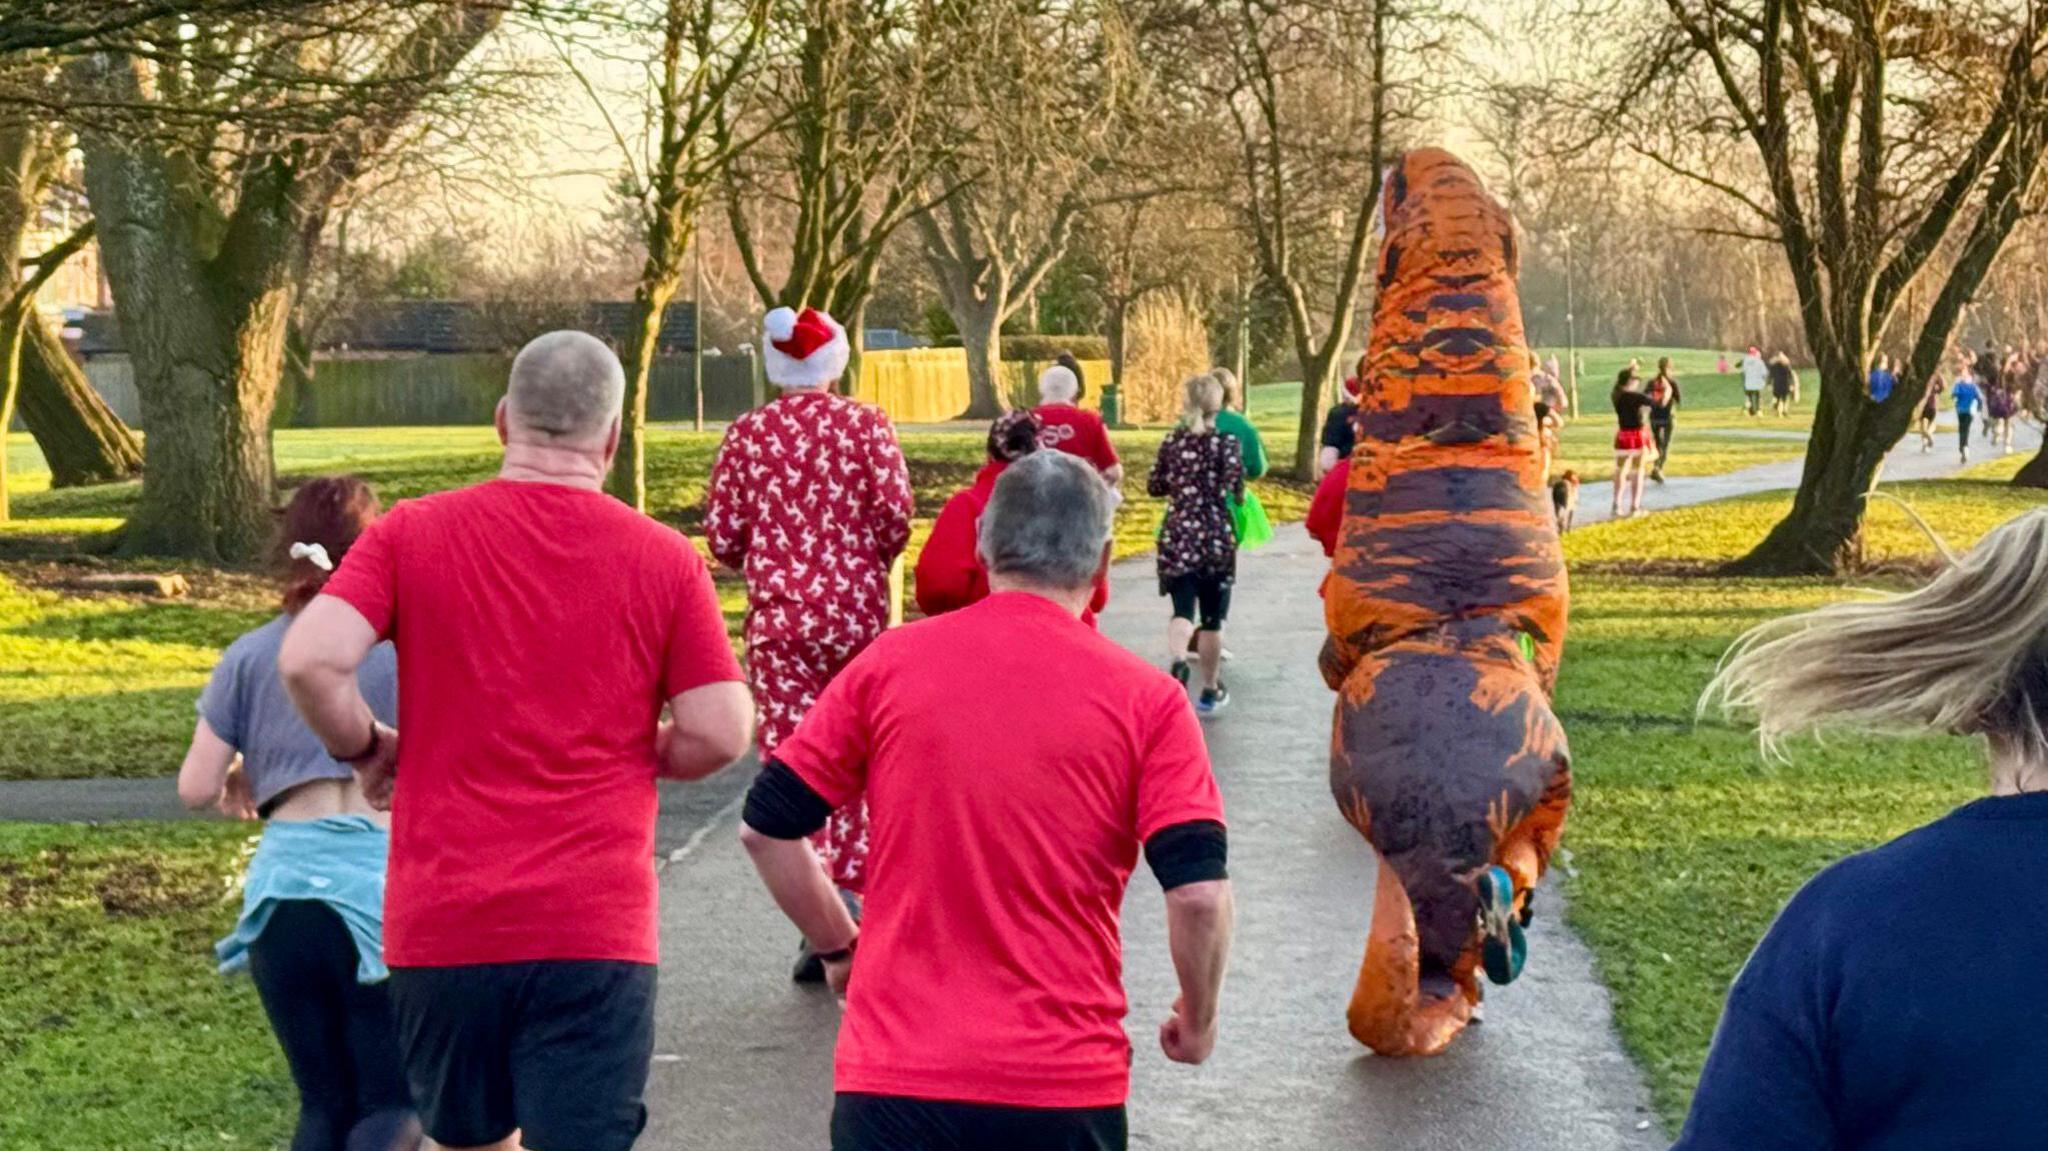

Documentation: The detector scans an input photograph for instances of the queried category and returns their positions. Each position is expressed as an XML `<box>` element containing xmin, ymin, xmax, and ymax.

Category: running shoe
<box><xmin>1477</xmin><ymin>865</ymin><xmax>1527</xmax><ymax>986</ymax></box>
<box><xmin>1170</xmin><ymin>659</ymin><xmax>1191</xmax><ymax>687</ymax></box>
<box><xmin>1196</xmin><ymin>684</ymin><xmax>1230</xmax><ymax>715</ymax></box>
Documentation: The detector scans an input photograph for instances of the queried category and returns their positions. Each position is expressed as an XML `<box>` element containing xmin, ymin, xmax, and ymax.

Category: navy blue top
<box><xmin>1674</xmin><ymin>791</ymin><xmax>2048</xmax><ymax>1151</ymax></box>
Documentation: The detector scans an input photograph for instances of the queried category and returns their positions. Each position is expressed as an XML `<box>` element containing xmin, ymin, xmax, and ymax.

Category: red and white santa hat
<box><xmin>762</xmin><ymin>306</ymin><xmax>849</xmax><ymax>390</ymax></box>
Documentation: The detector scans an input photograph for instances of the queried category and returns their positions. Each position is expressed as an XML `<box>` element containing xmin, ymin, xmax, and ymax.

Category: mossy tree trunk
<box><xmin>16</xmin><ymin>315</ymin><xmax>143</xmax><ymax>488</ymax></box>
<box><xmin>75</xmin><ymin>132</ymin><xmax>293</xmax><ymax>560</ymax></box>
<box><xmin>63</xmin><ymin>7</ymin><xmax>503</xmax><ymax>557</ymax></box>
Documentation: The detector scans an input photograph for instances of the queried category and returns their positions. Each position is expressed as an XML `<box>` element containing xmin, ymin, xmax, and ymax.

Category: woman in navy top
<box><xmin>1685</xmin><ymin>509</ymin><xmax>2048</xmax><ymax>1150</ymax></box>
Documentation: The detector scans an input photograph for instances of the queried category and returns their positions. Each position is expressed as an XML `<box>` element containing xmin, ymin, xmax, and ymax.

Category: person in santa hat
<box><xmin>706</xmin><ymin>306</ymin><xmax>913</xmax><ymax>981</ymax></box>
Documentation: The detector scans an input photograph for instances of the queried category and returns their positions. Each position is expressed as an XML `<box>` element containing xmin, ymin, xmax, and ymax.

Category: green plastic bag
<box><xmin>1231</xmin><ymin>488</ymin><xmax>1274</xmax><ymax>550</ymax></box>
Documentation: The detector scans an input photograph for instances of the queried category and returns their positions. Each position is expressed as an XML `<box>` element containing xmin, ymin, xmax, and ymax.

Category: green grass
<box><xmin>1555</xmin><ymin>475</ymin><xmax>2048</xmax><ymax>1130</ymax></box>
<box><xmin>0</xmin><ymin>419</ymin><xmax>1307</xmax><ymax>780</ymax></box>
<box><xmin>0</xmin><ymin>821</ymin><xmax>293</xmax><ymax>1151</ymax></box>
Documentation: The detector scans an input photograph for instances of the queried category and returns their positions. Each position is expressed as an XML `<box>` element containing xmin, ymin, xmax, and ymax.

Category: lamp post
<box><xmin>1562</xmin><ymin>225</ymin><xmax>1579</xmax><ymax>418</ymax></box>
<box><xmin>691</xmin><ymin>227</ymin><xmax>705</xmax><ymax>432</ymax></box>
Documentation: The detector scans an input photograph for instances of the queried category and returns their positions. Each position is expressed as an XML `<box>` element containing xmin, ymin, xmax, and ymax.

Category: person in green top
<box><xmin>1210</xmin><ymin>368</ymin><xmax>1273</xmax><ymax>550</ymax></box>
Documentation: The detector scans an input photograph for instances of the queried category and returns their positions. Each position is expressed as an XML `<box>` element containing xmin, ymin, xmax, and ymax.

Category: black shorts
<box><xmin>1165</xmin><ymin>574</ymin><xmax>1231</xmax><ymax>631</ymax></box>
<box><xmin>387</xmin><ymin>961</ymin><xmax>656</xmax><ymax>1151</ymax></box>
<box><xmin>832</xmin><ymin>1093</ymin><xmax>1127</xmax><ymax>1151</ymax></box>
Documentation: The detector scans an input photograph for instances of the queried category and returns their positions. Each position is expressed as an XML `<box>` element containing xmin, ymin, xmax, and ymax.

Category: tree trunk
<box><xmin>115</xmin><ymin>288</ymin><xmax>285</xmax><ymax>560</ymax></box>
<box><xmin>17</xmin><ymin>313</ymin><xmax>143</xmax><ymax>487</ymax></box>
<box><xmin>0</xmin><ymin>305</ymin><xmax>22</xmax><ymax>521</ymax></box>
<box><xmin>78</xmin><ymin>130</ymin><xmax>293</xmax><ymax>561</ymax></box>
<box><xmin>1291</xmin><ymin>353</ymin><xmax>1336</xmax><ymax>479</ymax></box>
<box><xmin>2012</xmin><ymin>440</ymin><xmax>2048</xmax><ymax>488</ymax></box>
<box><xmin>957</xmin><ymin>299</ymin><xmax>1006</xmax><ymax>419</ymax></box>
<box><xmin>608</xmin><ymin>278</ymin><xmax>679</xmax><ymax>512</ymax></box>
<box><xmin>839</xmin><ymin>297</ymin><xmax>869</xmax><ymax>397</ymax></box>
<box><xmin>1728</xmin><ymin>366</ymin><xmax>1908</xmax><ymax>574</ymax></box>
<box><xmin>1106</xmin><ymin>298</ymin><xmax>1128</xmax><ymax>388</ymax></box>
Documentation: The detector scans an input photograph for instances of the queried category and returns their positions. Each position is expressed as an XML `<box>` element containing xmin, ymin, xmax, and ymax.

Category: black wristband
<box><xmin>335</xmin><ymin>722</ymin><xmax>381</xmax><ymax>766</ymax></box>
<box><xmin>817</xmin><ymin>936</ymin><xmax>857</xmax><ymax>964</ymax></box>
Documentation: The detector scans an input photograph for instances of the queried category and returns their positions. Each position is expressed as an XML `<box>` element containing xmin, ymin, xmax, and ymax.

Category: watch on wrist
<box><xmin>336</xmin><ymin>723</ymin><xmax>381</xmax><ymax>766</ymax></box>
<box><xmin>818</xmin><ymin>935</ymin><xmax>858</xmax><ymax>964</ymax></box>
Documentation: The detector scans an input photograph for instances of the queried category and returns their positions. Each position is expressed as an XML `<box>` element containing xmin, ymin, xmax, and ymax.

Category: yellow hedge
<box><xmin>854</xmin><ymin>349</ymin><xmax>1112</xmax><ymax>424</ymax></box>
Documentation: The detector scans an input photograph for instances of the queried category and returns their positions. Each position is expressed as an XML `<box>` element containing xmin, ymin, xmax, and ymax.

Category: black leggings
<box><xmin>1650</xmin><ymin>420</ymin><xmax>1673</xmax><ymax>470</ymax></box>
<box><xmin>1166</xmin><ymin>574</ymin><xmax>1231</xmax><ymax>631</ymax></box>
<box><xmin>1959</xmin><ymin>412</ymin><xmax>1975</xmax><ymax>450</ymax></box>
<box><xmin>246</xmin><ymin>900</ymin><xmax>416</xmax><ymax>1151</ymax></box>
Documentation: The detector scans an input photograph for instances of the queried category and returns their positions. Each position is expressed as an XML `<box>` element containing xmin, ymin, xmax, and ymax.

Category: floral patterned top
<box><xmin>1148</xmin><ymin>426</ymin><xmax>1245</xmax><ymax>589</ymax></box>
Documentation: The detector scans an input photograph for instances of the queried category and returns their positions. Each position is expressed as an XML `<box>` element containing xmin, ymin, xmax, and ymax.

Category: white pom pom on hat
<box><xmin>761</xmin><ymin>306</ymin><xmax>849</xmax><ymax>390</ymax></box>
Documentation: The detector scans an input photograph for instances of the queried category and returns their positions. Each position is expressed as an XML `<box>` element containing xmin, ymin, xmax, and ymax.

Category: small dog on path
<box><xmin>1550</xmin><ymin>470</ymin><xmax>1580</xmax><ymax>534</ymax></box>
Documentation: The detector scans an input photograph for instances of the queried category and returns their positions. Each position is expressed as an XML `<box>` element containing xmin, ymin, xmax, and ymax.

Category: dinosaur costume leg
<box><xmin>1324</xmin><ymin>147</ymin><xmax>1572</xmax><ymax>1058</ymax></box>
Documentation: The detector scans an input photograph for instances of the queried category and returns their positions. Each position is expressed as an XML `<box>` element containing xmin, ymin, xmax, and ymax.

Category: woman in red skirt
<box><xmin>1611</xmin><ymin>366</ymin><xmax>1654</xmax><ymax>519</ymax></box>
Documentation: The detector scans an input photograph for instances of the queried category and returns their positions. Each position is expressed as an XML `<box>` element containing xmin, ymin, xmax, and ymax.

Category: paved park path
<box><xmin>643</xmin><ymin>525</ymin><xmax>1664</xmax><ymax>1151</ymax></box>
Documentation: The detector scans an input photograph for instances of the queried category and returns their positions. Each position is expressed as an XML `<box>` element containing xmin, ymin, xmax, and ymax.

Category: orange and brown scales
<box><xmin>1323</xmin><ymin>146</ymin><xmax>1567</xmax><ymax>690</ymax></box>
<box><xmin>1322</xmin><ymin>148</ymin><xmax>1572</xmax><ymax>1057</ymax></box>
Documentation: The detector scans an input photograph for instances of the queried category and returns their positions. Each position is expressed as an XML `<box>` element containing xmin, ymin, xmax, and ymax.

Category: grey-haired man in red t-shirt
<box><xmin>741</xmin><ymin>451</ymin><xmax>1233</xmax><ymax>1151</ymax></box>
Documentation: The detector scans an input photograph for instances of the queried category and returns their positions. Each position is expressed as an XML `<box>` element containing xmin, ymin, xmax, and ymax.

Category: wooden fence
<box><xmin>67</xmin><ymin>348</ymin><xmax>1113</xmax><ymax>431</ymax></box>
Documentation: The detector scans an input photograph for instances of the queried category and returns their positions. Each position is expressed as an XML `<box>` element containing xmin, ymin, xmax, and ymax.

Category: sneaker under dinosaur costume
<box><xmin>1322</xmin><ymin>147</ymin><xmax>1571</xmax><ymax>1058</ymax></box>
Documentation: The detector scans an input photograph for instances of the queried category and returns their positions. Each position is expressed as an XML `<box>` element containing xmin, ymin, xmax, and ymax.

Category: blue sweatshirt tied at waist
<box><xmin>216</xmin><ymin>815</ymin><xmax>390</xmax><ymax>984</ymax></box>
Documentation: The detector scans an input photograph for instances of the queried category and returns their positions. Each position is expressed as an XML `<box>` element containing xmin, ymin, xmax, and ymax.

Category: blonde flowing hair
<box><xmin>1702</xmin><ymin>509</ymin><xmax>2048</xmax><ymax>780</ymax></box>
<box><xmin>1181</xmin><ymin>372</ymin><xmax>1224</xmax><ymax>432</ymax></box>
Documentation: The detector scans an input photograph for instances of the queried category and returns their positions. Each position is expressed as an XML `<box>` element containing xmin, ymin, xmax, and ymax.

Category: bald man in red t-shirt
<box><xmin>282</xmin><ymin>331</ymin><xmax>753</xmax><ymax>1151</ymax></box>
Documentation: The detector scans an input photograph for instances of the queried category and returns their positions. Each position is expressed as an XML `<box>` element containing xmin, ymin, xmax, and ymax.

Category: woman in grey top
<box><xmin>176</xmin><ymin>476</ymin><xmax>413</xmax><ymax>1151</ymax></box>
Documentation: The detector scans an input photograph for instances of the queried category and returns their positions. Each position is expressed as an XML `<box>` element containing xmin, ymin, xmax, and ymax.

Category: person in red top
<box><xmin>279</xmin><ymin>330</ymin><xmax>754</xmax><ymax>1151</ymax></box>
<box><xmin>1034</xmin><ymin>362</ymin><xmax>1123</xmax><ymax>487</ymax></box>
<box><xmin>1306</xmin><ymin>455</ymin><xmax>1350</xmax><ymax>559</ymax></box>
<box><xmin>706</xmin><ymin>306</ymin><xmax>914</xmax><ymax>974</ymax></box>
<box><xmin>914</xmin><ymin>409</ymin><xmax>1109</xmax><ymax>624</ymax></box>
<box><xmin>741</xmin><ymin>451</ymin><xmax>1235</xmax><ymax>1151</ymax></box>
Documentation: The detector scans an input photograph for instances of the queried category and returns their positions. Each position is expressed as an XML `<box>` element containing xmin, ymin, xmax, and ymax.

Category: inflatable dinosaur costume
<box><xmin>1322</xmin><ymin>147</ymin><xmax>1571</xmax><ymax>1058</ymax></box>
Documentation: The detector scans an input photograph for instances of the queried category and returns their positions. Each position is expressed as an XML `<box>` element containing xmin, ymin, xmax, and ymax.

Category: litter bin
<box><xmin>1100</xmin><ymin>383</ymin><xmax>1122</xmax><ymax>429</ymax></box>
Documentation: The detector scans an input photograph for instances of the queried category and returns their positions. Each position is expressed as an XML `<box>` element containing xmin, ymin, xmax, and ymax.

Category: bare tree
<box><xmin>556</xmin><ymin>0</ymin><xmax>769</xmax><ymax>510</ymax></box>
<box><xmin>63</xmin><ymin>2</ymin><xmax>503</xmax><ymax>559</ymax></box>
<box><xmin>1607</xmin><ymin>0</ymin><xmax>2048</xmax><ymax>572</ymax></box>
<box><xmin>910</xmin><ymin>0</ymin><xmax>1139</xmax><ymax>417</ymax></box>
<box><xmin>719</xmin><ymin>0</ymin><xmax>950</xmax><ymax>379</ymax></box>
<box><xmin>1198</xmin><ymin>0</ymin><xmax>1422</xmax><ymax>476</ymax></box>
<box><xmin>0</xmin><ymin>116</ymin><xmax>140</xmax><ymax>521</ymax></box>
<box><xmin>1078</xmin><ymin>192</ymin><xmax>1234</xmax><ymax>394</ymax></box>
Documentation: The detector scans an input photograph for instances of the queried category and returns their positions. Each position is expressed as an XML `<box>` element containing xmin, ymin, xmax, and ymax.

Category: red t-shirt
<box><xmin>774</xmin><ymin>592</ymin><xmax>1224</xmax><ymax>1108</ymax></box>
<box><xmin>912</xmin><ymin>461</ymin><xmax>1109</xmax><ymax>624</ymax></box>
<box><xmin>1034</xmin><ymin>404</ymin><xmax>1120</xmax><ymax>474</ymax></box>
<box><xmin>321</xmin><ymin>479</ymin><xmax>743</xmax><ymax>967</ymax></box>
<box><xmin>1306</xmin><ymin>456</ymin><xmax>1350</xmax><ymax>558</ymax></box>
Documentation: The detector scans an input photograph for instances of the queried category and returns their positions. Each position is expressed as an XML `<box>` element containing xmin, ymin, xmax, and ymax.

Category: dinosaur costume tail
<box><xmin>1325</xmin><ymin>148</ymin><xmax>1571</xmax><ymax>1058</ymax></box>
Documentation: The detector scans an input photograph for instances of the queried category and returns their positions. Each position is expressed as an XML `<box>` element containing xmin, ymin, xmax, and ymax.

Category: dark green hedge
<box><xmin>1002</xmin><ymin>334</ymin><xmax>1109</xmax><ymax>361</ymax></box>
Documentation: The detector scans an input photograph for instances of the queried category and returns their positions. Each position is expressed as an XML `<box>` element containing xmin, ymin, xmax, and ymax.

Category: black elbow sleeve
<box><xmin>1145</xmin><ymin>820</ymin><xmax>1228</xmax><ymax>891</ymax></box>
<box><xmin>741</xmin><ymin>760</ymin><xmax>834</xmax><ymax>840</ymax></box>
